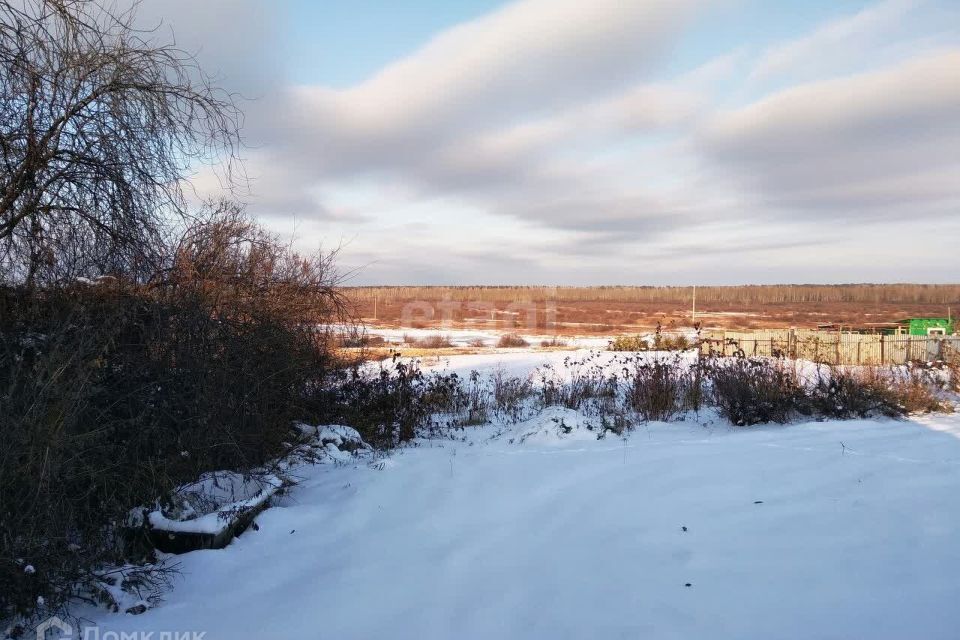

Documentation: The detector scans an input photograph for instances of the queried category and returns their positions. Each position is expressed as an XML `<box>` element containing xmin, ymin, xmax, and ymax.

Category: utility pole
<box><xmin>691</xmin><ymin>285</ymin><xmax>697</xmax><ymax>324</ymax></box>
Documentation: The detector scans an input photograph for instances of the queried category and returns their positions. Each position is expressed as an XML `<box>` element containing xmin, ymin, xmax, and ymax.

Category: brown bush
<box><xmin>0</xmin><ymin>207</ymin><xmax>346</xmax><ymax>622</ymax></box>
<box><xmin>403</xmin><ymin>334</ymin><xmax>453</xmax><ymax>348</ymax></box>
<box><xmin>497</xmin><ymin>334</ymin><xmax>529</xmax><ymax>348</ymax></box>
<box><xmin>704</xmin><ymin>358</ymin><xmax>804</xmax><ymax>426</ymax></box>
<box><xmin>625</xmin><ymin>356</ymin><xmax>701</xmax><ymax>421</ymax></box>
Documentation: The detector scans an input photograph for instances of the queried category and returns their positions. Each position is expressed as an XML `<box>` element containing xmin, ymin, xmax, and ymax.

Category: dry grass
<box><xmin>497</xmin><ymin>334</ymin><xmax>530</xmax><ymax>348</ymax></box>
<box><xmin>403</xmin><ymin>334</ymin><xmax>453</xmax><ymax>348</ymax></box>
<box><xmin>347</xmin><ymin>285</ymin><xmax>960</xmax><ymax>334</ymax></box>
<box><xmin>348</xmin><ymin>284</ymin><xmax>960</xmax><ymax>305</ymax></box>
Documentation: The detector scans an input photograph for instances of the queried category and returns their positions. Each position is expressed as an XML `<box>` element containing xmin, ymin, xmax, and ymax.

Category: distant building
<box><xmin>903</xmin><ymin>317</ymin><xmax>954</xmax><ymax>336</ymax></box>
<box><xmin>816</xmin><ymin>318</ymin><xmax>955</xmax><ymax>335</ymax></box>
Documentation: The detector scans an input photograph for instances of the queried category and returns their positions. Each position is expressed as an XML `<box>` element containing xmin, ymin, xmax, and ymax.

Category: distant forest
<box><xmin>346</xmin><ymin>284</ymin><xmax>960</xmax><ymax>306</ymax></box>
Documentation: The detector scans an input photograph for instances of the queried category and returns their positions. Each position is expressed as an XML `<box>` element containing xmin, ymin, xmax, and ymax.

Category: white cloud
<box><xmin>144</xmin><ymin>0</ymin><xmax>960</xmax><ymax>283</ymax></box>
<box><xmin>749</xmin><ymin>0</ymin><xmax>923</xmax><ymax>82</ymax></box>
<box><xmin>301</xmin><ymin>0</ymin><xmax>701</xmax><ymax>140</ymax></box>
<box><xmin>240</xmin><ymin>0</ymin><xmax>711</xmax><ymax>238</ymax></box>
<box><xmin>701</xmin><ymin>49</ymin><xmax>960</xmax><ymax>215</ymax></box>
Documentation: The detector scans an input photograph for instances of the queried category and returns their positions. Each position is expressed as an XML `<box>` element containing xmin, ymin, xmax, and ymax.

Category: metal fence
<box><xmin>699</xmin><ymin>329</ymin><xmax>960</xmax><ymax>365</ymax></box>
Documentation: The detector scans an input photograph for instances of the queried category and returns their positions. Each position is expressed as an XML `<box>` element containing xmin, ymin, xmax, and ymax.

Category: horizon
<box><xmin>339</xmin><ymin>282</ymin><xmax>960</xmax><ymax>288</ymax></box>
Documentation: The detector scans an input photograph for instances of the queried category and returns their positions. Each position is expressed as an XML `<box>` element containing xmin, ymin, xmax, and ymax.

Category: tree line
<box><xmin>347</xmin><ymin>284</ymin><xmax>960</xmax><ymax>306</ymax></box>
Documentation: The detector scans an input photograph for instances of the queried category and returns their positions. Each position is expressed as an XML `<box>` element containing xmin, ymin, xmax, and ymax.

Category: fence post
<box><xmin>880</xmin><ymin>335</ymin><xmax>885</xmax><ymax>364</ymax></box>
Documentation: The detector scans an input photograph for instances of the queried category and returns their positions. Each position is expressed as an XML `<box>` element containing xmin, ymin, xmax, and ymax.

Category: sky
<box><xmin>141</xmin><ymin>0</ymin><xmax>960</xmax><ymax>285</ymax></box>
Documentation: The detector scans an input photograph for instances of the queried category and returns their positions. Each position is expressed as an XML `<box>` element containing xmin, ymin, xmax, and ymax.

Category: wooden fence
<box><xmin>944</xmin><ymin>343</ymin><xmax>960</xmax><ymax>391</ymax></box>
<box><xmin>699</xmin><ymin>329</ymin><xmax>960</xmax><ymax>365</ymax></box>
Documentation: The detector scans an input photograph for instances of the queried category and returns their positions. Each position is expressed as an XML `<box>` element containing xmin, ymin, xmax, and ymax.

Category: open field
<box><xmin>346</xmin><ymin>285</ymin><xmax>960</xmax><ymax>334</ymax></box>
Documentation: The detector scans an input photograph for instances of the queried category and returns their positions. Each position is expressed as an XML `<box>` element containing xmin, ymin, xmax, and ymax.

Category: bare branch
<box><xmin>0</xmin><ymin>0</ymin><xmax>242</xmax><ymax>286</ymax></box>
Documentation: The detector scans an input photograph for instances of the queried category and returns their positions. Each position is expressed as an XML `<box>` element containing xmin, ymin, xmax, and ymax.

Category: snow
<box><xmin>135</xmin><ymin>428</ymin><xmax>372</xmax><ymax>537</ymax></box>
<box><xmin>363</xmin><ymin>325</ymin><xmax>610</xmax><ymax>349</ymax></box>
<box><xmin>80</xmin><ymin>353</ymin><xmax>960</xmax><ymax>640</ymax></box>
<box><xmin>140</xmin><ymin>472</ymin><xmax>283</xmax><ymax>536</ymax></box>
<box><xmin>501</xmin><ymin>406</ymin><xmax>612</xmax><ymax>445</ymax></box>
<box><xmin>312</xmin><ymin>424</ymin><xmax>368</xmax><ymax>450</ymax></box>
<box><xmin>417</xmin><ymin>348</ymin><xmax>697</xmax><ymax>380</ymax></box>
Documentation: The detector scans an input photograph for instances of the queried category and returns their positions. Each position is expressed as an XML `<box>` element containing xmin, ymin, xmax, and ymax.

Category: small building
<box><xmin>816</xmin><ymin>318</ymin><xmax>955</xmax><ymax>336</ymax></box>
<box><xmin>902</xmin><ymin>317</ymin><xmax>954</xmax><ymax>336</ymax></box>
<box><xmin>816</xmin><ymin>322</ymin><xmax>901</xmax><ymax>335</ymax></box>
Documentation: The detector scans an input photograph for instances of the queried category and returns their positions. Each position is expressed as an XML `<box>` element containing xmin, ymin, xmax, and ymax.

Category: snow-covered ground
<box><xmin>362</xmin><ymin>325</ymin><xmax>611</xmax><ymax>349</ymax></box>
<box><xmin>80</xmin><ymin>352</ymin><xmax>960</xmax><ymax>640</ymax></box>
<box><xmin>416</xmin><ymin>348</ymin><xmax>694</xmax><ymax>379</ymax></box>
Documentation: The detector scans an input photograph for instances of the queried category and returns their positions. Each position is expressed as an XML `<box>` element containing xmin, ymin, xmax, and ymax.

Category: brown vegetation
<box><xmin>347</xmin><ymin>285</ymin><xmax>960</xmax><ymax>333</ymax></box>
<box><xmin>0</xmin><ymin>1</ymin><xmax>345</xmax><ymax>626</ymax></box>
<box><xmin>403</xmin><ymin>333</ymin><xmax>453</xmax><ymax>348</ymax></box>
<box><xmin>0</xmin><ymin>0</ymin><xmax>240</xmax><ymax>288</ymax></box>
<box><xmin>0</xmin><ymin>207</ymin><xmax>345</xmax><ymax>622</ymax></box>
<box><xmin>497</xmin><ymin>333</ymin><xmax>530</xmax><ymax>348</ymax></box>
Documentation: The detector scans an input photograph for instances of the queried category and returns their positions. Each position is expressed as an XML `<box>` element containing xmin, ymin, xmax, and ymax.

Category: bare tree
<box><xmin>168</xmin><ymin>199</ymin><xmax>349</xmax><ymax>325</ymax></box>
<box><xmin>0</xmin><ymin>0</ymin><xmax>241</xmax><ymax>286</ymax></box>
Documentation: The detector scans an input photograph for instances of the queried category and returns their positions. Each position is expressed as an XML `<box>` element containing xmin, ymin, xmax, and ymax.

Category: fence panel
<box><xmin>698</xmin><ymin>331</ymin><xmax>960</xmax><ymax>365</ymax></box>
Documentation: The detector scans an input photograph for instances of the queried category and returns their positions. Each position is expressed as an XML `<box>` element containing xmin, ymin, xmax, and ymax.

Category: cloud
<box><xmin>749</xmin><ymin>0</ymin><xmax>923</xmax><ymax>82</ymax></box>
<box><xmin>700</xmin><ymin>49</ymin><xmax>960</xmax><ymax>217</ymax></box>
<box><xmin>293</xmin><ymin>0</ymin><xmax>701</xmax><ymax>150</ymax></box>
<box><xmin>135</xmin><ymin>0</ymin><xmax>286</xmax><ymax>99</ymax></box>
<box><xmin>238</xmin><ymin>0</ymin><xmax>710</xmax><ymax>234</ymax></box>
<box><xmin>137</xmin><ymin>0</ymin><xmax>960</xmax><ymax>283</ymax></box>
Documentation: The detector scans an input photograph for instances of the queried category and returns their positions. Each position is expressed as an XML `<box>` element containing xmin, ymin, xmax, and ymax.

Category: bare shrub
<box><xmin>0</xmin><ymin>209</ymin><xmax>345</xmax><ymax>622</ymax></box>
<box><xmin>403</xmin><ymin>334</ymin><xmax>453</xmax><ymax>348</ymax></box>
<box><xmin>808</xmin><ymin>366</ymin><xmax>906</xmax><ymax>419</ymax></box>
<box><xmin>497</xmin><ymin>333</ymin><xmax>529</xmax><ymax>348</ymax></box>
<box><xmin>807</xmin><ymin>364</ymin><xmax>949</xmax><ymax>419</ymax></box>
<box><xmin>461</xmin><ymin>371</ymin><xmax>491</xmax><ymax>425</ymax></box>
<box><xmin>890</xmin><ymin>366</ymin><xmax>950</xmax><ymax>414</ymax></box>
<box><xmin>535</xmin><ymin>354</ymin><xmax>613</xmax><ymax>411</ymax></box>
<box><xmin>663</xmin><ymin>334</ymin><xmax>691</xmax><ymax>351</ymax></box>
<box><xmin>537</xmin><ymin>362</ymin><xmax>591</xmax><ymax>410</ymax></box>
<box><xmin>705</xmin><ymin>357</ymin><xmax>804</xmax><ymax>426</ymax></box>
<box><xmin>540</xmin><ymin>337</ymin><xmax>567</xmax><ymax>347</ymax></box>
<box><xmin>610</xmin><ymin>335</ymin><xmax>650</xmax><ymax>351</ymax></box>
<box><xmin>314</xmin><ymin>355</ymin><xmax>477</xmax><ymax>445</ymax></box>
<box><xmin>490</xmin><ymin>368</ymin><xmax>533</xmax><ymax>422</ymax></box>
<box><xmin>625</xmin><ymin>356</ymin><xmax>700</xmax><ymax>422</ymax></box>
<box><xmin>610</xmin><ymin>331</ymin><xmax>691</xmax><ymax>352</ymax></box>
<box><xmin>338</xmin><ymin>330</ymin><xmax>385</xmax><ymax>348</ymax></box>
